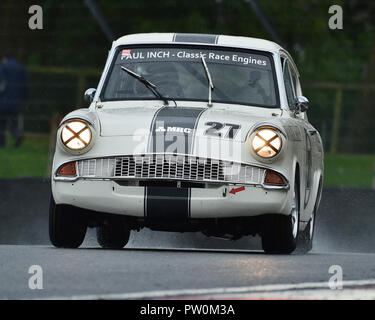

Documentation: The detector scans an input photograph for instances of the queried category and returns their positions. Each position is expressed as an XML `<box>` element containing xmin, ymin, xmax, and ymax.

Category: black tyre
<box><xmin>49</xmin><ymin>195</ymin><xmax>87</xmax><ymax>248</ymax></box>
<box><xmin>296</xmin><ymin>177</ymin><xmax>321</xmax><ymax>254</ymax></box>
<box><xmin>96</xmin><ymin>216</ymin><xmax>130</xmax><ymax>249</ymax></box>
<box><xmin>295</xmin><ymin>211</ymin><xmax>315</xmax><ymax>254</ymax></box>
<box><xmin>261</xmin><ymin>178</ymin><xmax>300</xmax><ymax>254</ymax></box>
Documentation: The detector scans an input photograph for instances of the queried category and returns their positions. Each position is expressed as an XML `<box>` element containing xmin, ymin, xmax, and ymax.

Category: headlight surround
<box><xmin>251</xmin><ymin>126</ymin><xmax>283</xmax><ymax>159</ymax></box>
<box><xmin>60</xmin><ymin>119</ymin><xmax>93</xmax><ymax>152</ymax></box>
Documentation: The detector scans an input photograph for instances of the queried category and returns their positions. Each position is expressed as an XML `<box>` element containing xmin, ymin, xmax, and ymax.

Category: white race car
<box><xmin>50</xmin><ymin>33</ymin><xmax>324</xmax><ymax>254</ymax></box>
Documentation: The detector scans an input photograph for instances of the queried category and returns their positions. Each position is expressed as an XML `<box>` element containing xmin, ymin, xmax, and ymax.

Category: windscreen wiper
<box><xmin>121</xmin><ymin>66</ymin><xmax>174</xmax><ymax>106</ymax></box>
<box><xmin>201</xmin><ymin>56</ymin><xmax>214</xmax><ymax>107</ymax></box>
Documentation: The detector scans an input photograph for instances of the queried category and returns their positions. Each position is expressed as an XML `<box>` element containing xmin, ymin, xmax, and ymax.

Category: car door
<box><xmin>282</xmin><ymin>58</ymin><xmax>313</xmax><ymax>211</ymax></box>
<box><xmin>287</xmin><ymin>58</ymin><xmax>324</xmax><ymax>213</ymax></box>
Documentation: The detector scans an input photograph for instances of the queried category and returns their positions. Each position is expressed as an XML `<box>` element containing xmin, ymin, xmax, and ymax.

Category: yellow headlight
<box><xmin>251</xmin><ymin>127</ymin><xmax>282</xmax><ymax>158</ymax></box>
<box><xmin>61</xmin><ymin>120</ymin><xmax>92</xmax><ymax>150</ymax></box>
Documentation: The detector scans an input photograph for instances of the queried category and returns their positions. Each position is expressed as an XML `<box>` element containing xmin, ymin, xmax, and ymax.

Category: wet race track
<box><xmin>1</xmin><ymin>244</ymin><xmax>375</xmax><ymax>299</ymax></box>
<box><xmin>0</xmin><ymin>179</ymin><xmax>375</xmax><ymax>299</ymax></box>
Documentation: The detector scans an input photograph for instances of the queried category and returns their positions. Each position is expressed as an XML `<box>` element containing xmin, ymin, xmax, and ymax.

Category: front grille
<box><xmin>76</xmin><ymin>154</ymin><xmax>265</xmax><ymax>185</ymax></box>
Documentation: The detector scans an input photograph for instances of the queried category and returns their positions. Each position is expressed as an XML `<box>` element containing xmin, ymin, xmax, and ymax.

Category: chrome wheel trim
<box><xmin>309</xmin><ymin>212</ymin><xmax>315</xmax><ymax>239</ymax></box>
<box><xmin>291</xmin><ymin>185</ymin><xmax>299</xmax><ymax>239</ymax></box>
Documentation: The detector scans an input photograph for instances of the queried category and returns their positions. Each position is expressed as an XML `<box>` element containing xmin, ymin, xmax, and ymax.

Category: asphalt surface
<box><xmin>0</xmin><ymin>244</ymin><xmax>375</xmax><ymax>299</ymax></box>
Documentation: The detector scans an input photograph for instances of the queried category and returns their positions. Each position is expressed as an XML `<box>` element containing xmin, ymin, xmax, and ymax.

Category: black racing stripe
<box><xmin>188</xmin><ymin>188</ymin><xmax>192</xmax><ymax>218</ymax></box>
<box><xmin>145</xmin><ymin>107</ymin><xmax>207</xmax><ymax>218</ymax></box>
<box><xmin>190</xmin><ymin>108</ymin><xmax>205</xmax><ymax>154</ymax></box>
<box><xmin>143</xmin><ymin>187</ymin><xmax>147</xmax><ymax>218</ymax></box>
<box><xmin>174</xmin><ymin>33</ymin><xmax>218</xmax><ymax>44</ymax></box>
<box><xmin>147</xmin><ymin>106</ymin><xmax>166</xmax><ymax>152</ymax></box>
<box><xmin>149</xmin><ymin>107</ymin><xmax>205</xmax><ymax>154</ymax></box>
<box><xmin>146</xmin><ymin>187</ymin><xmax>189</xmax><ymax>219</ymax></box>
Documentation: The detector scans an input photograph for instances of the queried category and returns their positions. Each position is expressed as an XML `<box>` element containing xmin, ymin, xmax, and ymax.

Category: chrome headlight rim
<box><xmin>59</xmin><ymin>118</ymin><xmax>95</xmax><ymax>154</ymax></box>
<box><xmin>250</xmin><ymin>125</ymin><xmax>284</xmax><ymax>161</ymax></box>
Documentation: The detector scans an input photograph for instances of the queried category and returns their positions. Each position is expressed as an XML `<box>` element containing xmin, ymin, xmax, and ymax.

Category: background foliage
<box><xmin>0</xmin><ymin>0</ymin><xmax>374</xmax><ymax>183</ymax></box>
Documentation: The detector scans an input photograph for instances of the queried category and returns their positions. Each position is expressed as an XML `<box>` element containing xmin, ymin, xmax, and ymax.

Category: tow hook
<box><xmin>223</xmin><ymin>187</ymin><xmax>227</xmax><ymax>197</ymax></box>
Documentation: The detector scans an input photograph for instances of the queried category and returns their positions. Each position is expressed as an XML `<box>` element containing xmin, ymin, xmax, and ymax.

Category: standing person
<box><xmin>0</xmin><ymin>52</ymin><xmax>28</xmax><ymax>147</ymax></box>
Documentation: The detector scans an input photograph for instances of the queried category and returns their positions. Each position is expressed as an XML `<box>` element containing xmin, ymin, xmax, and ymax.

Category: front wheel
<box><xmin>49</xmin><ymin>195</ymin><xmax>88</xmax><ymax>248</ymax></box>
<box><xmin>261</xmin><ymin>179</ymin><xmax>300</xmax><ymax>254</ymax></box>
<box><xmin>296</xmin><ymin>177</ymin><xmax>321</xmax><ymax>254</ymax></box>
<box><xmin>296</xmin><ymin>209</ymin><xmax>315</xmax><ymax>254</ymax></box>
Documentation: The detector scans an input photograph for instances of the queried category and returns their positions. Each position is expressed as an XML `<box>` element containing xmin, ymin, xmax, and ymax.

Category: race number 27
<box><xmin>204</xmin><ymin>122</ymin><xmax>241</xmax><ymax>139</ymax></box>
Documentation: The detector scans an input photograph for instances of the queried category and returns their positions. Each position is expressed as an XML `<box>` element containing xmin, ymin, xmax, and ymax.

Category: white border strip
<box><xmin>47</xmin><ymin>279</ymin><xmax>375</xmax><ymax>300</ymax></box>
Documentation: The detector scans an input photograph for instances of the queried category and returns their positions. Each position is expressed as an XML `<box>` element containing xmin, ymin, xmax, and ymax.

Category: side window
<box><xmin>282</xmin><ymin>60</ymin><xmax>296</xmax><ymax>109</ymax></box>
<box><xmin>291</xmin><ymin>72</ymin><xmax>299</xmax><ymax>96</ymax></box>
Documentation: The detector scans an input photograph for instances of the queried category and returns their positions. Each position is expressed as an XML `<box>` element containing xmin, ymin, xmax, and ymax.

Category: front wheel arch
<box><xmin>294</xmin><ymin>163</ymin><xmax>302</xmax><ymax>218</ymax></box>
<box><xmin>261</xmin><ymin>173</ymin><xmax>300</xmax><ymax>254</ymax></box>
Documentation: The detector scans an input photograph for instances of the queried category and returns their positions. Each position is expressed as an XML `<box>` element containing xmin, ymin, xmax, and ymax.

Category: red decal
<box><xmin>229</xmin><ymin>186</ymin><xmax>245</xmax><ymax>195</ymax></box>
<box><xmin>121</xmin><ymin>49</ymin><xmax>131</xmax><ymax>58</ymax></box>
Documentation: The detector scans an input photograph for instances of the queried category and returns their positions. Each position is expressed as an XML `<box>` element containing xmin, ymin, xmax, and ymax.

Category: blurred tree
<box><xmin>343</xmin><ymin>0</ymin><xmax>375</xmax><ymax>152</ymax></box>
<box><xmin>1</xmin><ymin>0</ymin><xmax>372</xmax><ymax>83</ymax></box>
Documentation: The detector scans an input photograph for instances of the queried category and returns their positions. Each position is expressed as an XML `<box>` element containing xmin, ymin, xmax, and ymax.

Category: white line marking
<box><xmin>213</xmin><ymin>288</ymin><xmax>375</xmax><ymax>300</ymax></box>
<box><xmin>4</xmin><ymin>245</ymin><xmax>375</xmax><ymax>257</ymax></box>
<box><xmin>46</xmin><ymin>279</ymin><xmax>375</xmax><ymax>300</ymax></box>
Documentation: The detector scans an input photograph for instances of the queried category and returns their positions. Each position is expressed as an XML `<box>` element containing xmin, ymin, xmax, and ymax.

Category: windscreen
<box><xmin>102</xmin><ymin>46</ymin><xmax>279</xmax><ymax>108</ymax></box>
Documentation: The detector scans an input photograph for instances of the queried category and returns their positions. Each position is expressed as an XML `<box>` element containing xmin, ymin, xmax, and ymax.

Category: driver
<box><xmin>235</xmin><ymin>70</ymin><xmax>269</xmax><ymax>105</ymax></box>
<box><xmin>134</xmin><ymin>62</ymin><xmax>184</xmax><ymax>98</ymax></box>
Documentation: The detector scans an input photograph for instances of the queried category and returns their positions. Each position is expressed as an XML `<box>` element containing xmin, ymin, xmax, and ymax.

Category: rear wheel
<box><xmin>261</xmin><ymin>179</ymin><xmax>300</xmax><ymax>254</ymax></box>
<box><xmin>96</xmin><ymin>216</ymin><xmax>130</xmax><ymax>249</ymax></box>
<box><xmin>49</xmin><ymin>195</ymin><xmax>87</xmax><ymax>248</ymax></box>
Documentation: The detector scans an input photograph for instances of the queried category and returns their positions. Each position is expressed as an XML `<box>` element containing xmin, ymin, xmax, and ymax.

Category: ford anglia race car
<box><xmin>50</xmin><ymin>33</ymin><xmax>324</xmax><ymax>254</ymax></box>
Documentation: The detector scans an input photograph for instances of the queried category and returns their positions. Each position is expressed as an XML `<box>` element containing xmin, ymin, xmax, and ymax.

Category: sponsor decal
<box><xmin>155</xmin><ymin>126</ymin><xmax>192</xmax><ymax>134</ymax></box>
<box><xmin>117</xmin><ymin>48</ymin><xmax>271</xmax><ymax>69</ymax></box>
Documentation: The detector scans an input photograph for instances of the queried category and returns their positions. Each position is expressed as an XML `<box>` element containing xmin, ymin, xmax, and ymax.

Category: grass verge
<box><xmin>324</xmin><ymin>153</ymin><xmax>375</xmax><ymax>188</ymax></box>
<box><xmin>0</xmin><ymin>134</ymin><xmax>49</xmax><ymax>178</ymax></box>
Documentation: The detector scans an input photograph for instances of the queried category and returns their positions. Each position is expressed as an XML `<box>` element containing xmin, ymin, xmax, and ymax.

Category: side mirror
<box><xmin>84</xmin><ymin>88</ymin><xmax>96</xmax><ymax>104</ymax></box>
<box><xmin>294</xmin><ymin>96</ymin><xmax>310</xmax><ymax>113</ymax></box>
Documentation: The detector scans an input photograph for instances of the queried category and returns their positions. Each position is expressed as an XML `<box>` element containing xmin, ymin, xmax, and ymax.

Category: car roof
<box><xmin>113</xmin><ymin>33</ymin><xmax>285</xmax><ymax>54</ymax></box>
